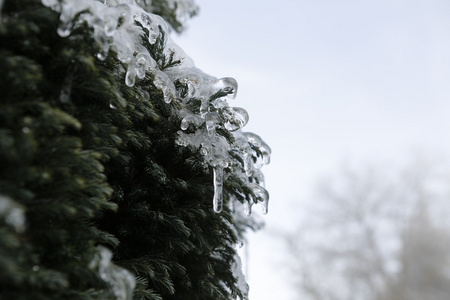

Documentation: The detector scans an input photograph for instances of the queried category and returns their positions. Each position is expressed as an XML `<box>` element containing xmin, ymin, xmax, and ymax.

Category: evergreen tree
<box><xmin>0</xmin><ymin>1</ymin><xmax>270</xmax><ymax>299</ymax></box>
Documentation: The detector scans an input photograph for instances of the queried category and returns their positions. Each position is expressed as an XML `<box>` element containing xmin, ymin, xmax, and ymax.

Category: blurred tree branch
<box><xmin>282</xmin><ymin>157</ymin><xmax>450</xmax><ymax>300</ymax></box>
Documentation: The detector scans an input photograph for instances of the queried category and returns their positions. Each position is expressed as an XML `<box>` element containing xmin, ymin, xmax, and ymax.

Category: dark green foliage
<box><xmin>0</xmin><ymin>1</ymin><xmax>122</xmax><ymax>299</ymax></box>
<box><xmin>0</xmin><ymin>0</ymin><xmax>257</xmax><ymax>299</ymax></box>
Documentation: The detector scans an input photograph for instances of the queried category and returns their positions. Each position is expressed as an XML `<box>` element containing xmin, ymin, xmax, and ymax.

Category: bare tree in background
<box><xmin>283</xmin><ymin>157</ymin><xmax>450</xmax><ymax>300</ymax></box>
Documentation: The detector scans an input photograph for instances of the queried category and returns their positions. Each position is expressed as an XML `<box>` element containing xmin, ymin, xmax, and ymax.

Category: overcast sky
<box><xmin>173</xmin><ymin>1</ymin><xmax>450</xmax><ymax>299</ymax></box>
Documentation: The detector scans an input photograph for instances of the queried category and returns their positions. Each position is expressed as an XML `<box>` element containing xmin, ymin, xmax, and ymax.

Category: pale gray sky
<box><xmin>173</xmin><ymin>1</ymin><xmax>450</xmax><ymax>299</ymax></box>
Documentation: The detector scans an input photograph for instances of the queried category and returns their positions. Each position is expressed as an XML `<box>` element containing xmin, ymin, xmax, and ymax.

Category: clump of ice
<box><xmin>42</xmin><ymin>0</ymin><xmax>166</xmax><ymax>88</ymax></box>
<box><xmin>135</xmin><ymin>0</ymin><xmax>199</xmax><ymax>28</ymax></box>
<box><xmin>41</xmin><ymin>0</ymin><xmax>271</xmax><ymax>215</ymax></box>
<box><xmin>0</xmin><ymin>195</ymin><xmax>26</xmax><ymax>233</ymax></box>
<box><xmin>89</xmin><ymin>246</ymin><xmax>136</xmax><ymax>300</ymax></box>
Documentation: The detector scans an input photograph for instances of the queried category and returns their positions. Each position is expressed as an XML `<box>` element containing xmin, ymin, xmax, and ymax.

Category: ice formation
<box><xmin>213</xmin><ymin>165</ymin><xmax>224</xmax><ymax>213</ymax></box>
<box><xmin>41</xmin><ymin>0</ymin><xmax>271</xmax><ymax>215</ymax></box>
<box><xmin>0</xmin><ymin>195</ymin><xmax>26</xmax><ymax>233</ymax></box>
<box><xmin>89</xmin><ymin>246</ymin><xmax>136</xmax><ymax>300</ymax></box>
<box><xmin>135</xmin><ymin>0</ymin><xmax>199</xmax><ymax>28</ymax></box>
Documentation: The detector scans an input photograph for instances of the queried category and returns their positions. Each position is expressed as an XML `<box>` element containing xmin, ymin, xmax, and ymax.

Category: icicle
<box><xmin>41</xmin><ymin>0</ymin><xmax>273</xmax><ymax>217</ymax></box>
<box><xmin>213</xmin><ymin>165</ymin><xmax>224</xmax><ymax>213</ymax></box>
<box><xmin>261</xmin><ymin>197</ymin><xmax>269</xmax><ymax>214</ymax></box>
<box><xmin>125</xmin><ymin>66</ymin><xmax>136</xmax><ymax>87</ymax></box>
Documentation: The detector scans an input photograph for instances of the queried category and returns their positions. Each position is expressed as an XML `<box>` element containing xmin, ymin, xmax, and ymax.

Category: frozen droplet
<box><xmin>148</xmin><ymin>26</ymin><xmax>159</xmax><ymax>44</ymax></box>
<box><xmin>33</xmin><ymin>265</ymin><xmax>40</xmax><ymax>271</ymax></box>
<box><xmin>180</xmin><ymin>118</ymin><xmax>189</xmax><ymax>130</ymax></box>
<box><xmin>213</xmin><ymin>77</ymin><xmax>238</xmax><ymax>99</ymax></box>
<box><xmin>250</xmin><ymin>183</ymin><xmax>269</xmax><ymax>214</ymax></box>
<box><xmin>136</xmin><ymin>56</ymin><xmax>147</xmax><ymax>79</ymax></box>
<box><xmin>176</xmin><ymin>132</ymin><xmax>189</xmax><ymax>147</ymax></box>
<box><xmin>109</xmin><ymin>103</ymin><xmax>117</xmax><ymax>109</ymax></box>
<box><xmin>222</xmin><ymin>107</ymin><xmax>249</xmax><ymax>132</ymax></box>
<box><xmin>57</xmin><ymin>3</ymin><xmax>76</xmax><ymax>37</ymax></box>
<box><xmin>138</xmin><ymin>13</ymin><xmax>159</xmax><ymax>44</ymax></box>
<box><xmin>96</xmin><ymin>49</ymin><xmax>108</xmax><ymax>61</ymax></box>
<box><xmin>96</xmin><ymin>35</ymin><xmax>111</xmax><ymax>61</ymax></box>
<box><xmin>200</xmin><ymin>147</ymin><xmax>208</xmax><ymax>155</ymax></box>
<box><xmin>57</xmin><ymin>22</ymin><xmax>73</xmax><ymax>37</ymax></box>
<box><xmin>125</xmin><ymin>67</ymin><xmax>136</xmax><ymax>87</ymax></box>
<box><xmin>213</xmin><ymin>165</ymin><xmax>224</xmax><ymax>213</ymax></box>
<box><xmin>244</xmin><ymin>132</ymin><xmax>262</xmax><ymax>148</ymax></box>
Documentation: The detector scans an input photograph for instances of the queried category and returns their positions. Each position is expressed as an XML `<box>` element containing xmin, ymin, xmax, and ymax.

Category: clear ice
<box><xmin>89</xmin><ymin>246</ymin><xmax>136</xmax><ymax>300</ymax></box>
<box><xmin>213</xmin><ymin>165</ymin><xmax>224</xmax><ymax>213</ymax></box>
<box><xmin>42</xmin><ymin>0</ymin><xmax>271</xmax><ymax>216</ymax></box>
<box><xmin>0</xmin><ymin>195</ymin><xmax>26</xmax><ymax>233</ymax></box>
<box><xmin>135</xmin><ymin>0</ymin><xmax>199</xmax><ymax>29</ymax></box>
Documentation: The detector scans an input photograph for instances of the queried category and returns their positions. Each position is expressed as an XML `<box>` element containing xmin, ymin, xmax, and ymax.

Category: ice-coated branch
<box><xmin>41</xmin><ymin>0</ymin><xmax>271</xmax><ymax>216</ymax></box>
